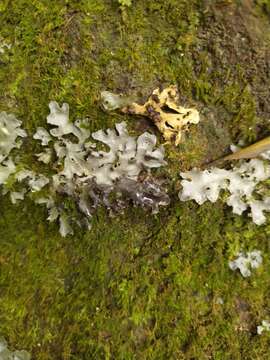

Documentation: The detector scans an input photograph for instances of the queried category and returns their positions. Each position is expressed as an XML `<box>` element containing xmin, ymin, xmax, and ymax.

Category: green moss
<box><xmin>1</xmin><ymin>0</ymin><xmax>270</xmax><ymax>359</ymax></box>
<box><xmin>256</xmin><ymin>0</ymin><xmax>270</xmax><ymax>14</ymax></box>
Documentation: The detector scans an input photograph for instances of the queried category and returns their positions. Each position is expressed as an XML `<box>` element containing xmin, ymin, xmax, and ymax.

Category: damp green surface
<box><xmin>1</xmin><ymin>1</ymin><xmax>270</xmax><ymax>359</ymax></box>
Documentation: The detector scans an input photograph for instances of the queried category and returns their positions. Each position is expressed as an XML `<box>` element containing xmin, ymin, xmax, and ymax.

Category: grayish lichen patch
<box><xmin>228</xmin><ymin>250</ymin><xmax>262</xmax><ymax>277</ymax></box>
<box><xmin>0</xmin><ymin>337</ymin><xmax>31</xmax><ymax>360</ymax></box>
<box><xmin>1</xmin><ymin>102</ymin><xmax>169</xmax><ymax>236</ymax></box>
<box><xmin>179</xmin><ymin>159</ymin><xmax>270</xmax><ymax>225</ymax></box>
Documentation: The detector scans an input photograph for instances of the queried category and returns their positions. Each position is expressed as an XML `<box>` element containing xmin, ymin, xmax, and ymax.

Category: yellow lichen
<box><xmin>121</xmin><ymin>86</ymin><xmax>200</xmax><ymax>145</ymax></box>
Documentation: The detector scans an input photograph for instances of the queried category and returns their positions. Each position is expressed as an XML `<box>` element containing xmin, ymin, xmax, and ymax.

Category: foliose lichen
<box><xmin>179</xmin><ymin>159</ymin><xmax>270</xmax><ymax>225</ymax></box>
<box><xmin>228</xmin><ymin>250</ymin><xmax>262</xmax><ymax>277</ymax></box>
<box><xmin>1</xmin><ymin>102</ymin><xmax>169</xmax><ymax>236</ymax></box>
<box><xmin>0</xmin><ymin>337</ymin><xmax>31</xmax><ymax>360</ymax></box>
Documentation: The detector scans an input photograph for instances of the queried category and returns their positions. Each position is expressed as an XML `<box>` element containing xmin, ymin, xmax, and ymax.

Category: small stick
<box><xmin>203</xmin><ymin>136</ymin><xmax>270</xmax><ymax>168</ymax></box>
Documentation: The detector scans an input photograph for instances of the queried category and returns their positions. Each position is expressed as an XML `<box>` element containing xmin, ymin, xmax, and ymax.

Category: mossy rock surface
<box><xmin>1</xmin><ymin>1</ymin><xmax>270</xmax><ymax>359</ymax></box>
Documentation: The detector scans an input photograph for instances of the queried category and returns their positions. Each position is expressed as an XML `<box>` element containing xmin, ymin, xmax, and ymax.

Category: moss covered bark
<box><xmin>1</xmin><ymin>0</ymin><xmax>270</xmax><ymax>359</ymax></box>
